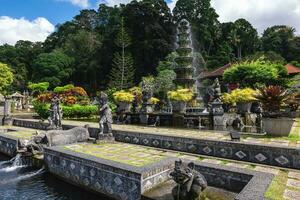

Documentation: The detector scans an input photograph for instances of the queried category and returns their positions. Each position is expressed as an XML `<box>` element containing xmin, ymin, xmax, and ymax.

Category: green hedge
<box><xmin>62</xmin><ymin>104</ymin><xmax>98</xmax><ymax>118</ymax></box>
<box><xmin>33</xmin><ymin>101</ymin><xmax>98</xmax><ymax>119</ymax></box>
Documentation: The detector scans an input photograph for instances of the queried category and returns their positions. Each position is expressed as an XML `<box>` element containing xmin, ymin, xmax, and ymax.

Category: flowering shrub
<box><xmin>150</xmin><ymin>97</ymin><xmax>160</xmax><ymax>104</ymax></box>
<box><xmin>221</xmin><ymin>88</ymin><xmax>257</xmax><ymax>104</ymax></box>
<box><xmin>167</xmin><ymin>88</ymin><xmax>193</xmax><ymax>102</ymax></box>
<box><xmin>62</xmin><ymin>96</ymin><xmax>77</xmax><ymax>105</ymax></box>
<box><xmin>36</xmin><ymin>92</ymin><xmax>54</xmax><ymax>103</ymax></box>
<box><xmin>113</xmin><ymin>91</ymin><xmax>135</xmax><ymax>103</ymax></box>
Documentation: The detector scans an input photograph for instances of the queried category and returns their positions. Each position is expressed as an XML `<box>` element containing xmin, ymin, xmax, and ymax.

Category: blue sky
<box><xmin>0</xmin><ymin>0</ymin><xmax>100</xmax><ymax>25</ymax></box>
<box><xmin>0</xmin><ymin>0</ymin><xmax>299</xmax><ymax>45</ymax></box>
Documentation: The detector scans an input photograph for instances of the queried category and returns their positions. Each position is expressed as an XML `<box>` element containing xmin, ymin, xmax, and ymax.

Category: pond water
<box><xmin>0</xmin><ymin>153</ymin><xmax>111</xmax><ymax>200</ymax></box>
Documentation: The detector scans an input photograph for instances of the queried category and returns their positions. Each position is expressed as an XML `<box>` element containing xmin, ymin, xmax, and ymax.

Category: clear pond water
<box><xmin>0</xmin><ymin>153</ymin><xmax>111</xmax><ymax>200</ymax></box>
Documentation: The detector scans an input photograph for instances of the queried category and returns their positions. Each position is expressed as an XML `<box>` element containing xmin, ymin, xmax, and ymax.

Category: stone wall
<box><xmin>114</xmin><ymin>130</ymin><xmax>300</xmax><ymax>170</ymax></box>
<box><xmin>12</xmin><ymin>118</ymin><xmax>300</xmax><ymax>170</ymax></box>
<box><xmin>0</xmin><ymin>134</ymin><xmax>18</xmax><ymax>156</ymax></box>
<box><xmin>44</xmin><ymin>146</ymin><xmax>175</xmax><ymax>200</ymax></box>
<box><xmin>190</xmin><ymin>161</ymin><xmax>273</xmax><ymax>200</ymax></box>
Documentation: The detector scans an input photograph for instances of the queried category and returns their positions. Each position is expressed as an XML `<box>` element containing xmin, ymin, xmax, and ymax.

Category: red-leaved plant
<box><xmin>255</xmin><ymin>85</ymin><xmax>290</xmax><ymax>113</ymax></box>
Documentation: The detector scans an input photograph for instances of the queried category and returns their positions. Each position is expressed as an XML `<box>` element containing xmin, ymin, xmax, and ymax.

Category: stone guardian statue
<box><xmin>98</xmin><ymin>92</ymin><xmax>113</xmax><ymax>138</ymax></box>
<box><xmin>170</xmin><ymin>160</ymin><xmax>207</xmax><ymax>200</ymax></box>
<box><xmin>47</xmin><ymin>96</ymin><xmax>62</xmax><ymax>130</ymax></box>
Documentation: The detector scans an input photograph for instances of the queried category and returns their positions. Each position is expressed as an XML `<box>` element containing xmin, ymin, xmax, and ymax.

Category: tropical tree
<box><xmin>286</xmin><ymin>36</ymin><xmax>300</xmax><ymax>62</ymax></box>
<box><xmin>0</xmin><ymin>62</ymin><xmax>13</xmax><ymax>92</ymax></box>
<box><xmin>108</xmin><ymin>18</ymin><xmax>135</xmax><ymax>90</ymax></box>
<box><xmin>229</xmin><ymin>19</ymin><xmax>259</xmax><ymax>60</ymax></box>
<box><xmin>123</xmin><ymin>0</ymin><xmax>174</xmax><ymax>80</ymax></box>
<box><xmin>261</xmin><ymin>25</ymin><xmax>295</xmax><ymax>60</ymax></box>
<box><xmin>32</xmin><ymin>50</ymin><xmax>74</xmax><ymax>87</ymax></box>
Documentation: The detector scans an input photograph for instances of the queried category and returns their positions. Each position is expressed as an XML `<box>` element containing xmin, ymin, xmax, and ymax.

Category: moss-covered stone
<box><xmin>64</xmin><ymin>142</ymin><xmax>167</xmax><ymax>167</ymax></box>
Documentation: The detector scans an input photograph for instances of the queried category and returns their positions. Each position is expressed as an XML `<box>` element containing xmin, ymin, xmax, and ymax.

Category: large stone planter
<box><xmin>237</xmin><ymin>102</ymin><xmax>252</xmax><ymax>114</ymax></box>
<box><xmin>263</xmin><ymin>117</ymin><xmax>295</xmax><ymax>136</ymax></box>
<box><xmin>171</xmin><ymin>101</ymin><xmax>187</xmax><ymax>113</ymax></box>
<box><xmin>117</xmin><ymin>102</ymin><xmax>131</xmax><ymax>113</ymax></box>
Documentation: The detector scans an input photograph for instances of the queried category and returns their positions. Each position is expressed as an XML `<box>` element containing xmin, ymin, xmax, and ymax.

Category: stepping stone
<box><xmin>201</xmin><ymin>159</ymin><xmax>222</xmax><ymax>164</ymax></box>
<box><xmin>254</xmin><ymin>166</ymin><xmax>279</xmax><ymax>175</ymax></box>
<box><xmin>178</xmin><ymin>155</ymin><xmax>199</xmax><ymax>161</ymax></box>
<box><xmin>283</xmin><ymin>189</ymin><xmax>300</xmax><ymax>200</ymax></box>
<box><xmin>287</xmin><ymin>179</ymin><xmax>300</xmax><ymax>189</ymax></box>
<box><xmin>288</xmin><ymin>171</ymin><xmax>300</xmax><ymax>180</ymax></box>
<box><xmin>226</xmin><ymin>163</ymin><xmax>248</xmax><ymax>168</ymax></box>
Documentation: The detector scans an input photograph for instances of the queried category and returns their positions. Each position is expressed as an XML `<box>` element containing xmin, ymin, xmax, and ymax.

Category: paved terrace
<box><xmin>0</xmin><ymin>124</ymin><xmax>300</xmax><ymax>200</ymax></box>
<box><xmin>61</xmin><ymin>119</ymin><xmax>300</xmax><ymax>148</ymax></box>
<box><xmin>2</xmin><ymin>121</ymin><xmax>300</xmax><ymax>199</ymax></box>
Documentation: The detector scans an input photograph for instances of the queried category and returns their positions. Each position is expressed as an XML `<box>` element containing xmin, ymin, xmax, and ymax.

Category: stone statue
<box><xmin>47</xmin><ymin>96</ymin><xmax>62</xmax><ymax>130</ymax></box>
<box><xmin>19</xmin><ymin>126</ymin><xmax>90</xmax><ymax>152</ymax></box>
<box><xmin>98</xmin><ymin>92</ymin><xmax>113</xmax><ymax>138</ymax></box>
<box><xmin>170</xmin><ymin>160</ymin><xmax>207</xmax><ymax>200</ymax></box>
<box><xmin>212</xmin><ymin>78</ymin><xmax>222</xmax><ymax>102</ymax></box>
<box><xmin>255</xmin><ymin>103</ymin><xmax>263</xmax><ymax>132</ymax></box>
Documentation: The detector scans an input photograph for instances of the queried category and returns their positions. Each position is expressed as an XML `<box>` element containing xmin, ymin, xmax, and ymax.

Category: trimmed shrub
<box><xmin>33</xmin><ymin>102</ymin><xmax>98</xmax><ymax>119</ymax></box>
<box><xmin>61</xmin><ymin>104</ymin><xmax>98</xmax><ymax>118</ymax></box>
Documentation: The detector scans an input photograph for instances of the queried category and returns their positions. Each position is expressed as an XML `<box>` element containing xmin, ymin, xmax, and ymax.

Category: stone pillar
<box><xmin>3</xmin><ymin>96</ymin><xmax>12</xmax><ymax>125</ymax></box>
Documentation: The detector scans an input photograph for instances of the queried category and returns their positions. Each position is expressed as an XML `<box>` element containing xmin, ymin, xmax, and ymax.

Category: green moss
<box><xmin>265</xmin><ymin>170</ymin><xmax>287</xmax><ymax>200</ymax></box>
<box><xmin>64</xmin><ymin>143</ymin><xmax>167</xmax><ymax>167</ymax></box>
<box><xmin>1</xmin><ymin>131</ymin><xmax>35</xmax><ymax>139</ymax></box>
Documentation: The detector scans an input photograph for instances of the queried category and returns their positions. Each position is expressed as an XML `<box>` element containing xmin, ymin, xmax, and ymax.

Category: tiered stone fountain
<box><xmin>174</xmin><ymin>19</ymin><xmax>196</xmax><ymax>91</ymax></box>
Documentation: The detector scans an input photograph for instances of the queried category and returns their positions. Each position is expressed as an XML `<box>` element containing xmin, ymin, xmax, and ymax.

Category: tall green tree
<box><xmin>261</xmin><ymin>25</ymin><xmax>295</xmax><ymax>60</ymax></box>
<box><xmin>229</xmin><ymin>19</ymin><xmax>259</xmax><ymax>60</ymax></box>
<box><xmin>109</xmin><ymin>18</ymin><xmax>135</xmax><ymax>90</ymax></box>
<box><xmin>123</xmin><ymin>0</ymin><xmax>175</xmax><ymax>80</ymax></box>
<box><xmin>63</xmin><ymin>30</ymin><xmax>102</xmax><ymax>90</ymax></box>
<box><xmin>32</xmin><ymin>50</ymin><xmax>74</xmax><ymax>87</ymax></box>
<box><xmin>286</xmin><ymin>36</ymin><xmax>300</xmax><ymax>62</ymax></box>
<box><xmin>0</xmin><ymin>62</ymin><xmax>13</xmax><ymax>93</ymax></box>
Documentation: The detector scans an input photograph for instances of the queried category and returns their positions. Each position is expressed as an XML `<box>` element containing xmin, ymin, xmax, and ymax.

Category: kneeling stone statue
<box><xmin>170</xmin><ymin>160</ymin><xmax>207</xmax><ymax>200</ymax></box>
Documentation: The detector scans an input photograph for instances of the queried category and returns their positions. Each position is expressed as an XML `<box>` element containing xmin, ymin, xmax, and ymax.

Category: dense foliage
<box><xmin>0</xmin><ymin>0</ymin><xmax>299</xmax><ymax>93</ymax></box>
<box><xmin>223</xmin><ymin>60</ymin><xmax>289</xmax><ymax>88</ymax></box>
<box><xmin>0</xmin><ymin>62</ymin><xmax>14</xmax><ymax>93</ymax></box>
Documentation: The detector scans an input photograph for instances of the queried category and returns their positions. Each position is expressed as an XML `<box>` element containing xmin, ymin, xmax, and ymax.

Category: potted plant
<box><xmin>255</xmin><ymin>85</ymin><xmax>294</xmax><ymax>136</ymax></box>
<box><xmin>221</xmin><ymin>88</ymin><xmax>257</xmax><ymax>114</ymax></box>
<box><xmin>232</xmin><ymin>88</ymin><xmax>257</xmax><ymax>114</ymax></box>
<box><xmin>113</xmin><ymin>90</ymin><xmax>134</xmax><ymax>112</ymax></box>
<box><xmin>167</xmin><ymin>88</ymin><xmax>193</xmax><ymax>113</ymax></box>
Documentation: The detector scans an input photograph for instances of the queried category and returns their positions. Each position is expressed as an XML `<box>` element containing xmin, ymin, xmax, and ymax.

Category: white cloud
<box><xmin>58</xmin><ymin>0</ymin><xmax>90</xmax><ymax>8</ymax></box>
<box><xmin>0</xmin><ymin>16</ymin><xmax>55</xmax><ymax>45</ymax></box>
<box><xmin>99</xmin><ymin>0</ymin><xmax>133</xmax><ymax>7</ymax></box>
<box><xmin>211</xmin><ymin>0</ymin><xmax>300</xmax><ymax>34</ymax></box>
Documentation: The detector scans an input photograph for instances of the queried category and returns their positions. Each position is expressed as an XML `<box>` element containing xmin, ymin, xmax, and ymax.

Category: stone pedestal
<box><xmin>211</xmin><ymin>101</ymin><xmax>224</xmax><ymax>127</ymax></box>
<box><xmin>3</xmin><ymin>97</ymin><xmax>12</xmax><ymax>126</ymax></box>
<box><xmin>140</xmin><ymin>113</ymin><xmax>149</xmax><ymax>125</ymax></box>
<box><xmin>139</xmin><ymin>103</ymin><xmax>153</xmax><ymax>125</ymax></box>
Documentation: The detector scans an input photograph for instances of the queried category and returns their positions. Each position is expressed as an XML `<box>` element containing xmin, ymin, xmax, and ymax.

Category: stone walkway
<box><xmin>61</xmin><ymin>119</ymin><xmax>300</xmax><ymax>148</ymax></box>
<box><xmin>4</xmin><ymin>120</ymin><xmax>300</xmax><ymax>200</ymax></box>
